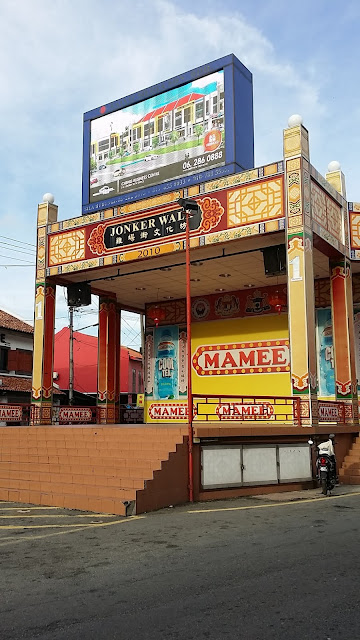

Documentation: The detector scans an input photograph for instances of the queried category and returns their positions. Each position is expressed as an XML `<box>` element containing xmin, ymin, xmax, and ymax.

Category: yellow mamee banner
<box><xmin>191</xmin><ymin>315</ymin><xmax>291</xmax><ymax>397</ymax></box>
<box><xmin>145</xmin><ymin>314</ymin><xmax>291</xmax><ymax>423</ymax></box>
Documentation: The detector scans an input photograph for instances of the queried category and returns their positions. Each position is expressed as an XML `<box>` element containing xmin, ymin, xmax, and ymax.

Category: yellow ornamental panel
<box><xmin>326</xmin><ymin>171</ymin><xmax>342</xmax><ymax>194</ymax></box>
<box><xmin>287</xmin><ymin>236</ymin><xmax>309</xmax><ymax>392</ymax></box>
<box><xmin>326</xmin><ymin>196</ymin><xmax>342</xmax><ymax>242</ymax></box>
<box><xmin>283</xmin><ymin>127</ymin><xmax>301</xmax><ymax>157</ymax></box>
<box><xmin>350</xmin><ymin>213</ymin><xmax>360</xmax><ymax>249</ymax></box>
<box><xmin>227</xmin><ymin>178</ymin><xmax>283</xmax><ymax>228</ymax></box>
<box><xmin>49</xmin><ymin>229</ymin><xmax>86</xmax><ymax>266</ymax></box>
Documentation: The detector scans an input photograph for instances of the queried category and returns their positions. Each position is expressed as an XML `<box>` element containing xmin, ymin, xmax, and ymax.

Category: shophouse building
<box><xmin>1</xmin><ymin>55</ymin><xmax>359</xmax><ymax>515</ymax></box>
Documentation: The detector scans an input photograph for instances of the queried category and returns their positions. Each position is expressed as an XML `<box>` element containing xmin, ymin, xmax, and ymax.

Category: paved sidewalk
<box><xmin>251</xmin><ymin>484</ymin><xmax>360</xmax><ymax>502</ymax></box>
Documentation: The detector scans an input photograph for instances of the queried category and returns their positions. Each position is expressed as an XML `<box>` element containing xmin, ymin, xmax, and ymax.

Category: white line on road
<box><xmin>187</xmin><ymin>491</ymin><xmax>360</xmax><ymax>514</ymax></box>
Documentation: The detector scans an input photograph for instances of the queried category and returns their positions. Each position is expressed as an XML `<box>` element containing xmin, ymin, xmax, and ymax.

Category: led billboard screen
<box><xmin>82</xmin><ymin>55</ymin><xmax>254</xmax><ymax>213</ymax></box>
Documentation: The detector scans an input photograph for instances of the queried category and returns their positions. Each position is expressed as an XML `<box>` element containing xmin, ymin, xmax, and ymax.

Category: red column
<box><xmin>97</xmin><ymin>297</ymin><xmax>116</xmax><ymax>424</ymax></box>
<box><xmin>330</xmin><ymin>259</ymin><xmax>359</xmax><ymax>423</ymax></box>
<box><xmin>114</xmin><ymin>306</ymin><xmax>121</xmax><ymax>421</ymax></box>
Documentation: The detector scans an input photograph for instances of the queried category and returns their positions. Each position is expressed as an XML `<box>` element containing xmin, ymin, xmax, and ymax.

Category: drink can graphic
<box><xmin>321</xmin><ymin>318</ymin><xmax>334</xmax><ymax>396</ymax></box>
<box><xmin>154</xmin><ymin>328</ymin><xmax>178</xmax><ymax>399</ymax></box>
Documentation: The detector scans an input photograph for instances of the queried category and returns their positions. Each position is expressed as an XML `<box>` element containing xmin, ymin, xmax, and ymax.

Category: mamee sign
<box><xmin>58</xmin><ymin>408</ymin><xmax>93</xmax><ymax>423</ymax></box>
<box><xmin>216</xmin><ymin>402</ymin><xmax>275</xmax><ymax>420</ymax></box>
<box><xmin>0</xmin><ymin>405</ymin><xmax>22</xmax><ymax>422</ymax></box>
<box><xmin>148</xmin><ymin>403</ymin><xmax>190</xmax><ymax>420</ymax></box>
<box><xmin>82</xmin><ymin>54</ymin><xmax>254</xmax><ymax>213</ymax></box>
<box><xmin>192</xmin><ymin>340</ymin><xmax>290</xmax><ymax>376</ymax></box>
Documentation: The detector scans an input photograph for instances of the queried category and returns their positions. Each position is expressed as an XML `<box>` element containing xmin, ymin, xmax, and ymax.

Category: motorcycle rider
<box><xmin>317</xmin><ymin>434</ymin><xmax>337</xmax><ymax>483</ymax></box>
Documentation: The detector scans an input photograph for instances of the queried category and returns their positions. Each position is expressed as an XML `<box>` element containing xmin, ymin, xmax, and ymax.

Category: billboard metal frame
<box><xmin>82</xmin><ymin>54</ymin><xmax>254</xmax><ymax>214</ymax></box>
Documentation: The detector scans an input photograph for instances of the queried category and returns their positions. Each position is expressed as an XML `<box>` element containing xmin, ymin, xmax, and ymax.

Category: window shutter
<box><xmin>7</xmin><ymin>349</ymin><xmax>18</xmax><ymax>372</ymax></box>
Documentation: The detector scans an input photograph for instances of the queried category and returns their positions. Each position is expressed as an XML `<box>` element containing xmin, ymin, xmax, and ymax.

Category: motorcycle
<box><xmin>308</xmin><ymin>439</ymin><xmax>336</xmax><ymax>496</ymax></box>
<box><xmin>316</xmin><ymin>453</ymin><xmax>336</xmax><ymax>495</ymax></box>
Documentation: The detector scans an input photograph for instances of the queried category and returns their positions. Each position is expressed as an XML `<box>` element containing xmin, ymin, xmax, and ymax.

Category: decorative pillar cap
<box><xmin>287</xmin><ymin>114</ymin><xmax>303</xmax><ymax>127</ymax></box>
<box><xmin>327</xmin><ymin>160</ymin><xmax>341</xmax><ymax>172</ymax></box>
<box><xmin>42</xmin><ymin>193</ymin><xmax>55</xmax><ymax>204</ymax></box>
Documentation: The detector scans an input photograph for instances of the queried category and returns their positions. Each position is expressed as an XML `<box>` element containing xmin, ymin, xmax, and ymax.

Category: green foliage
<box><xmin>170</xmin><ymin>130</ymin><xmax>180</xmax><ymax>145</ymax></box>
<box><xmin>194</xmin><ymin>124</ymin><xmax>204</xmax><ymax>143</ymax></box>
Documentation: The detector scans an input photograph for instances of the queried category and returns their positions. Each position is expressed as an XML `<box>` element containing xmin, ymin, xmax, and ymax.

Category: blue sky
<box><xmin>1</xmin><ymin>0</ymin><xmax>359</xmax><ymax>349</ymax></box>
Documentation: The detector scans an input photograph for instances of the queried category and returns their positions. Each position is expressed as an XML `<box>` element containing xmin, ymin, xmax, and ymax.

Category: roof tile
<box><xmin>0</xmin><ymin>375</ymin><xmax>63</xmax><ymax>394</ymax></box>
<box><xmin>0</xmin><ymin>310</ymin><xmax>33</xmax><ymax>334</ymax></box>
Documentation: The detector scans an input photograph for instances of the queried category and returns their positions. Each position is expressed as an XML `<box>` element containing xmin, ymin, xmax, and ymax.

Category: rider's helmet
<box><xmin>329</xmin><ymin>433</ymin><xmax>335</xmax><ymax>440</ymax></box>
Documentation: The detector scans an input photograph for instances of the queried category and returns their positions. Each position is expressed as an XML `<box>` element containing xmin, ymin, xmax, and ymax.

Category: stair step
<box><xmin>0</xmin><ymin>476</ymin><xmax>137</xmax><ymax>499</ymax></box>
<box><xmin>0</xmin><ymin>428</ymin><xmax>186</xmax><ymax>442</ymax></box>
<box><xmin>0</xmin><ymin>461</ymin><xmax>160</xmax><ymax>476</ymax></box>
<box><xmin>340</xmin><ymin>466</ymin><xmax>360</xmax><ymax>475</ymax></box>
<box><xmin>0</xmin><ymin>469</ymin><xmax>149</xmax><ymax>488</ymax></box>
<box><xmin>0</xmin><ymin>426</ymin><xmax>188</xmax><ymax>516</ymax></box>
<box><xmin>0</xmin><ymin>442</ymin><xmax>180</xmax><ymax>454</ymax></box>
<box><xmin>0</xmin><ymin>450</ymin><xmax>177</xmax><ymax>464</ymax></box>
<box><xmin>0</xmin><ymin>487</ymin><xmax>127</xmax><ymax>516</ymax></box>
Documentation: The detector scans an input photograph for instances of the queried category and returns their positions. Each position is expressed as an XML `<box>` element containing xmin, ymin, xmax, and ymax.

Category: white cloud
<box><xmin>0</xmin><ymin>0</ymin><xmax>357</xmax><ymax>334</ymax></box>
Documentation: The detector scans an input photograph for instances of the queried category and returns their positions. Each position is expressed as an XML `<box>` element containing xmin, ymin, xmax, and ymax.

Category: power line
<box><xmin>0</xmin><ymin>235</ymin><xmax>36</xmax><ymax>248</ymax></box>
<box><xmin>0</xmin><ymin>241</ymin><xmax>35</xmax><ymax>256</ymax></box>
<box><xmin>0</xmin><ymin>253</ymin><xmax>35</xmax><ymax>264</ymax></box>
<box><xmin>0</xmin><ymin>240</ymin><xmax>35</xmax><ymax>252</ymax></box>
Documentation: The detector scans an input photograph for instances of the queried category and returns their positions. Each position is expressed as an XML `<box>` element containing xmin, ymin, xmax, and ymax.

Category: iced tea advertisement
<box><xmin>153</xmin><ymin>326</ymin><xmax>179</xmax><ymax>401</ymax></box>
<box><xmin>89</xmin><ymin>71</ymin><xmax>225</xmax><ymax>203</ymax></box>
<box><xmin>317</xmin><ymin>308</ymin><xmax>360</xmax><ymax>397</ymax></box>
<box><xmin>316</xmin><ymin>308</ymin><xmax>335</xmax><ymax>397</ymax></box>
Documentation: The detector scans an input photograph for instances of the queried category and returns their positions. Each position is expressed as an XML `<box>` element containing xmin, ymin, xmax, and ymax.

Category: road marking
<box><xmin>0</xmin><ymin>526</ymin><xmax>92</xmax><ymax>544</ymax></box>
<box><xmin>0</xmin><ymin>513</ymin><xmax>115</xmax><ymax>519</ymax></box>
<box><xmin>0</xmin><ymin>506</ymin><xmax>60</xmax><ymax>511</ymax></box>
<box><xmin>0</xmin><ymin>515</ymin><xmax>145</xmax><ymax>546</ymax></box>
<box><xmin>187</xmin><ymin>491</ymin><xmax>360</xmax><ymax>514</ymax></box>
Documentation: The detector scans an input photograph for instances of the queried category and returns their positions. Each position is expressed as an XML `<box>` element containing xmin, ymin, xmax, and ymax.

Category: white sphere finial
<box><xmin>288</xmin><ymin>114</ymin><xmax>303</xmax><ymax>127</ymax></box>
<box><xmin>42</xmin><ymin>192</ymin><xmax>55</xmax><ymax>204</ymax></box>
<box><xmin>327</xmin><ymin>160</ymin><xmax>341</xmax><ymax>172</ymax></box>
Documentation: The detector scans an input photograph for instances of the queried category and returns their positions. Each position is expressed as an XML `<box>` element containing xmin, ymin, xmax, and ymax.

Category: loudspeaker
<box><xmin>67</xmin><ymin>282</ymin><xmax>91</xmax><ymax>307</ymax></box>
<box><xmin>262</xmin><ymin>244</ymin><xmax>286</xmax><ymax>277</ymax></box>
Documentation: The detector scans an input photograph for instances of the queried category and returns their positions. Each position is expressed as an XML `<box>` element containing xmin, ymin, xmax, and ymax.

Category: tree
<box><xmin>133</xmin><ymin>141</ymin><xmax>140</xmax><ymax>155</ymax></box>
<box><xmin>170</xmin><ymin>130</ymin><xmax>179</xmax><ymax>146</ymax></box>
<box><xmin>90</xmin><ymin>158</ymin><xmax>97</xmax><ymax>171</ymax></box>
<box><xmin>152</xmin><ymin>135</ymin><xmax>159</xmax><ymax>149</ymax></box>
<box><xmin>194</xmin><ymin>124</ymin><xmax>204</xmax><ymax>144</ymax></box>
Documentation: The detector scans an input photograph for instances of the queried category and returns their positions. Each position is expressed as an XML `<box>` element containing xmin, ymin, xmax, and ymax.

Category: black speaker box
<box><xmin>262</xmin><ymin>244</ymin><xmax>287</xmax><ymax>277</ymax></box>
<box><xmin>67</xmin><ymin>283</ymin><xmax>91</xmax><ymax>307</ymax></box>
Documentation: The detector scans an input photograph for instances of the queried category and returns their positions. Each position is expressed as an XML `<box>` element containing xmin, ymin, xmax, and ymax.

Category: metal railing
<box><xmin>0</xmin><ymin>399</ymin><xmax>351</xmax><ymax>427</ymax></box>
<box><xmin>0</xmin><ymin>403</ymin><xmax>32</xmax><ymax>426</ymax></box>
<box><xmin>191</xmin><ymin>395</ymin><xmax>350</xmax><ymax>427</ymax></box>
<box><xmin>0</xmin><ymin>403</ymin><xmax>143</xmax><ymax>426</ymax></box>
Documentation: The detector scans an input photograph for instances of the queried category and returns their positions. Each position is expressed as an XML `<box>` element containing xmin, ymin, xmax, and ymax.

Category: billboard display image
<box><xmin>88</xmin><ymin>71</ymin><xmax>225</xmax><ymax>204</ymax></box>
<box><xmin>82</xmin><ymin>55</ymin><xmax>254</xmax><ymax>213</ymax></box>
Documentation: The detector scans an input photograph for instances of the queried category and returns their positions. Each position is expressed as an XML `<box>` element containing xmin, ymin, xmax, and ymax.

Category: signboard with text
<box><xmin>0</xmin><ymin>405</ymin><xmax>22</xmax><ymax>422</ymax></box>
<box><xmin>82</xmin><ymin>55</ymin><xmax>254</xmax><ymax>213</ymax></box>
<box><xmin>192</xmin><ymin>340</ymin><xmax>290</xmax><ymax>377</ymax></box>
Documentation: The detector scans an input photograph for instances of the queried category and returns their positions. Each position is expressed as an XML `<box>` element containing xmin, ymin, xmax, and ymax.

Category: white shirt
<box><xmin>318</xmin><ymin>439</ymin><xmax>335</xmax><ymax>456</ymax></box>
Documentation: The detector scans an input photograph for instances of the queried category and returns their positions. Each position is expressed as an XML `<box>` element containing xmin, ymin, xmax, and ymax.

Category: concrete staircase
<box><xmin>0</xmin><ymin>426</ymin><xmax>188</xmax><ymax>515</ymax></box>
<box><xmin>339</xmin><ymin>434</ymin><xmax>360</xmax><ymax>485</ymax></box>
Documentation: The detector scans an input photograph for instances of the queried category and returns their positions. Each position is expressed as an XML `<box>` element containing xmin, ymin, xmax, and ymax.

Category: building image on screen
<box><xmin>89</xmin><ymin>70</ymin><xmax>225</xmax><ymax>203</ymax></box>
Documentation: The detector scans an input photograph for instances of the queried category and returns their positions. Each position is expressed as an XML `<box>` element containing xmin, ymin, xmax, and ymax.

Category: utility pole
<box><xmin>69</xmin><ymin>306</ymin><xmax>74</xmax><ymax>406</ymax></box>
<box><xmin>140</xmin><ymin>312</ymin><xmax>145</xmax><ymax>393</ymax></box>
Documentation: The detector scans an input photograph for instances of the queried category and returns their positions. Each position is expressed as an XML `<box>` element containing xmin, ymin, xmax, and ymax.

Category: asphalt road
<box><xmin>1</xmin><ymin>491</ymin><xmax>360</xmax><ymax>640</ymax></box>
